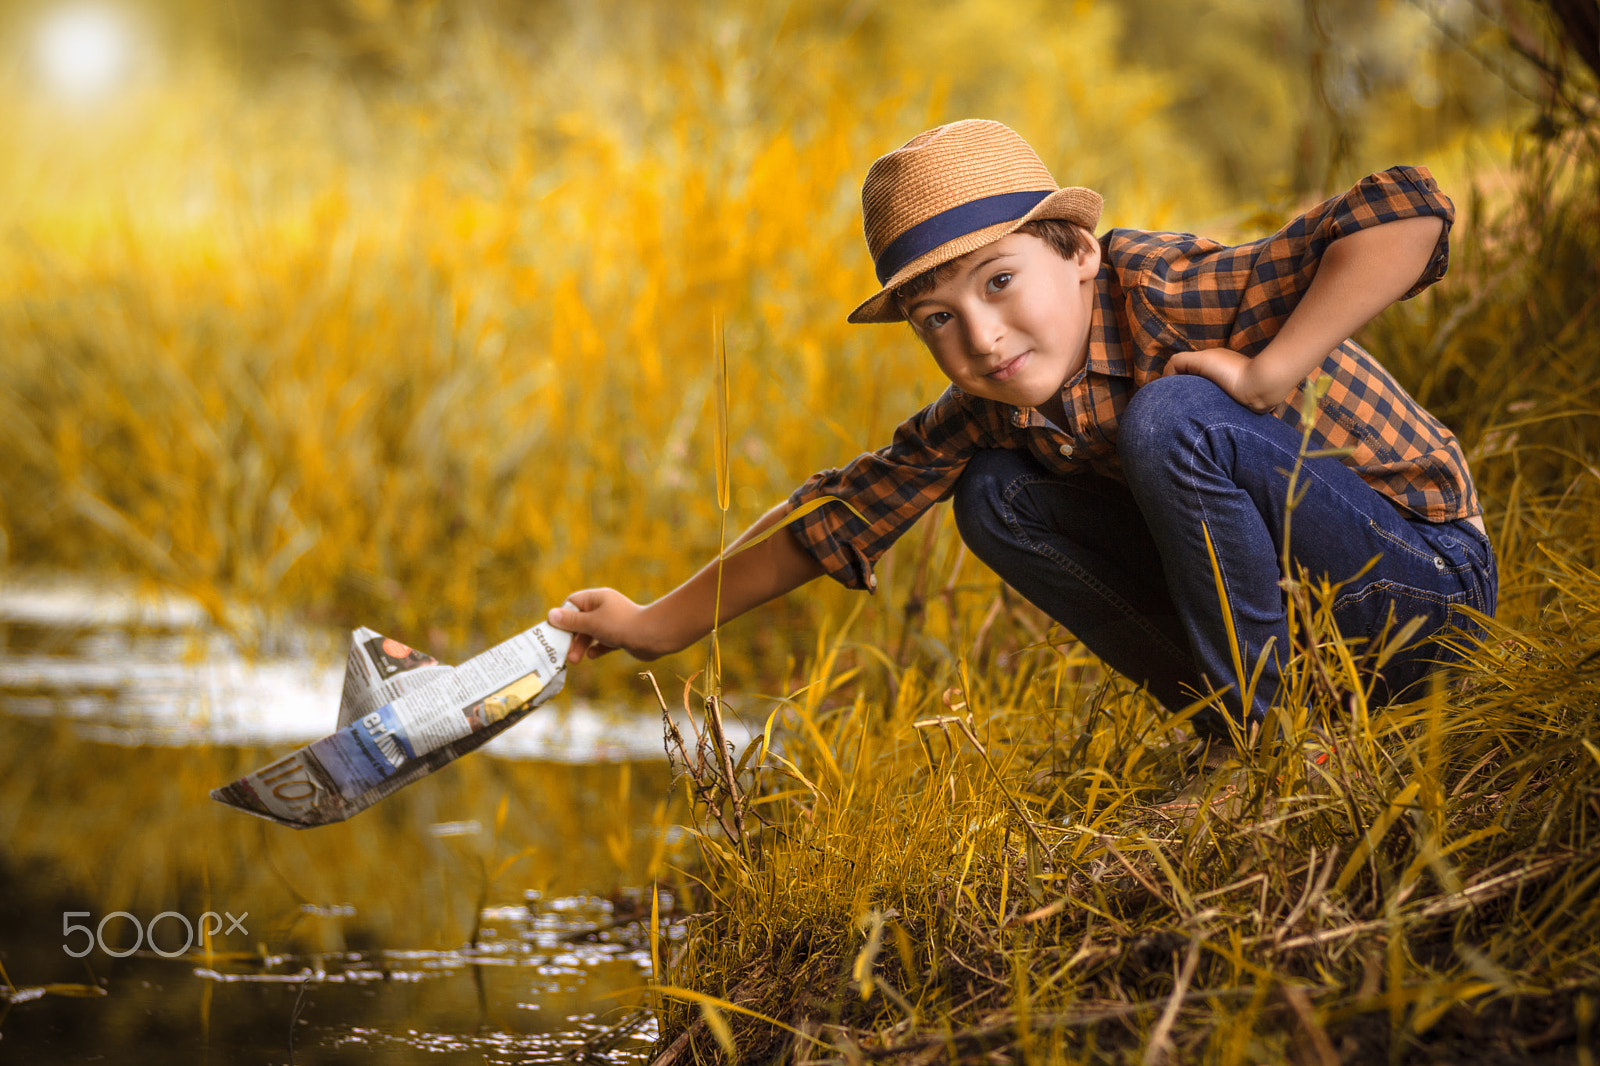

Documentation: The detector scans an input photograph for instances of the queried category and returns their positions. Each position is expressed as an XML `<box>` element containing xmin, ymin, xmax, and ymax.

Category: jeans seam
<box><xmin>1183</xmin><ymin>423</ymin><xmax>1306</xmax><ymax>620</ymax></box>
<box><xmin>1460</xmin><ymin>521</ymin><xmax>1494</xmax><ymax>552</ymax></box>
<box><xmin>1333</xmin><ymin>578</ymin><xmax>1467</xmax><ymax>611</ymax></box>
<box><xmin>1178</xmin><ymin>421</ymin><xmax>1401</xmax><ymax>674</ymax></box>
<box><xmin>998</xmin><ymin>474</ymin><xmax>1193</xmax><ymax>666</ymax></box>
<box><xmin>1367</xmin><ymin>519</ymin><xmax>1472</xmax><ymax>573</ymax></box>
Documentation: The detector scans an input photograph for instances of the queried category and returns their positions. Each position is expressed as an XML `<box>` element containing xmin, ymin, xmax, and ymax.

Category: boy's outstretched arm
<box><xmin>1164</xmin><ymin>215</ymin><xmax>1445</xmax><ymax>412</ymax></box>
<box><xmin>547</xmin><ymin>502</ymin><xmax>826</xmax><ymax>665</ymax></box>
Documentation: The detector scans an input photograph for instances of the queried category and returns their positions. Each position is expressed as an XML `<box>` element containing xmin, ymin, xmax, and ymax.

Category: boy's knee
<box><xmin>953</xmin><ymin>449</ymin><xmax>1030</xmax><ymax>553</ymax></box>
<box><xmin>1118</xmin><ymin>374</ymin><xmax>1236</xmax><ymax>474</ymax></box>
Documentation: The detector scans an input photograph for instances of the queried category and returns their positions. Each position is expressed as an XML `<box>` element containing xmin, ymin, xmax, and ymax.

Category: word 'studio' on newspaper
<box><xmin>212</xmin><ymin>620</ymin><xmax>573</xmax><ymax>828</ymax></box>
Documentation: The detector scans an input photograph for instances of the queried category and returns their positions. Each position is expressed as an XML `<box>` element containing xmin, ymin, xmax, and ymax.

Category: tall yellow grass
<box><xmin>0</xmin><ymin>0</ymin><xmax>1523</xmax><ymax>692</ymax></box>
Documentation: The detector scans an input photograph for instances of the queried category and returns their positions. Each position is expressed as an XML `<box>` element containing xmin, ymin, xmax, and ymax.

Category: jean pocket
<box><xmin>1331</xmin><ymin>579</ymin><xmax>1474</xmax><ymax>700</ymax></box>
<box><xmin>1334</xmin><ymin>578</ymin><xmax>1469</xmax><ymax>637</ymax></box>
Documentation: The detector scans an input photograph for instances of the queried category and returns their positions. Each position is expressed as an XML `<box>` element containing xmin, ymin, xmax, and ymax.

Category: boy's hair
<box><xmin>892</xmin><ymin>218</ymin><xmax>1092</xmax><ymax>316</ymax></box>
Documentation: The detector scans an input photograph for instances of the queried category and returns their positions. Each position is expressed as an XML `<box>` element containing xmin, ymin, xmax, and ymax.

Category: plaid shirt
<box><xmin>789</xmin><ymin>165</ymin><xmax>1479</xmax><ymax>591</ymax></box>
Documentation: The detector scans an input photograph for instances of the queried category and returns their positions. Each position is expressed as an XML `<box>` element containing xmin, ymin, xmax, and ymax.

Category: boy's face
<box><xmin>904</xmin><ymin>231</ymin><xmax>1099</xmax><ymax>410</ymax></box>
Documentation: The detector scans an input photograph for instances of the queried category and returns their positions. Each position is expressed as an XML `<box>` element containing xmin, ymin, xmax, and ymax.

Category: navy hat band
<box><xmin>873</xmin><ymin>190</ymin><xmax>1052</xmax><ymax>286</ymax></box>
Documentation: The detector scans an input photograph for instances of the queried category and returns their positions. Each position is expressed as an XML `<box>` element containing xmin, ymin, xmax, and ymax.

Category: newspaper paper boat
<box><xmin>212</xmin><ymin>621</ymin><xmax>572</xmax><ymax>828</ymax></box>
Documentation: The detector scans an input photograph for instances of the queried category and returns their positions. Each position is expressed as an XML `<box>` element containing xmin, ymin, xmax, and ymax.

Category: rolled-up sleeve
<box><xmin>787</xmin><ymin>387</ymin><xmax>988</xmax><ymax>591</ymax></box>
<box><xmin>1131</xmin><ymin>166</ymin><xmax>1456</xmax><ymax>355</ymax></box>
<box><xmin>1322</xmin><ymin>165</ymin><xmax>1454</xmax><ymax>299</ymax></box>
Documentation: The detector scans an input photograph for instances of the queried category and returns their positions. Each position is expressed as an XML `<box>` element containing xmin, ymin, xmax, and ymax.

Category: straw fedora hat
<box><xmin>848</xmin><ymin>119</ymin><xmax>1102</xmax><ymax>324</ymax></box>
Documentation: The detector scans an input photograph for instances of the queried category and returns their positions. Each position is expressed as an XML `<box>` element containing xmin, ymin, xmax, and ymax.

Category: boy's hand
<box><xmin>1165</xmin><ymin>214</ymin><xmax>1447</xmax><ymax>415</ymax></box>
<box><xmin>548</xmin><ymin>589</ymin><xmax>666</xmax><ymax>664</ymax></box>
<box><xmin>546</xmin><ymin>500</ymin><xmax>826</xmax><ymax>668</ymax></box>
<box><xmin>1163</xmin><ymin>347</ymin><xmax>1300</xmax><ymax>414</ymax></box>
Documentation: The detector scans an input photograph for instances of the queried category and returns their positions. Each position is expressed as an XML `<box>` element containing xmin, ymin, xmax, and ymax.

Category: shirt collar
<box><xmin>1085</xmin><ymin>264</ymin><xmax>1130</xmax><ymax>377</ymax></box>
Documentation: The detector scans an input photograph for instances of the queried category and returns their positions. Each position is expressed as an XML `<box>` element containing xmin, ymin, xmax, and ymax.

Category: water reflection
<box><xmin>5</xmin><ymin>890</ymin><xmax>661</xmax><ymax>1063</ymax></box>
<box><xmin>0</xmin><ymin>578</ymin><xmax>711</xmax><ymax>1063</ymax></box>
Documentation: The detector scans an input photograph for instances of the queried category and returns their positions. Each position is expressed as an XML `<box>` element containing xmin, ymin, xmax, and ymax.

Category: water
<box><xmin>0</xmin><ymin>576</ymin><xmax>734</xmax><ymax>1064</ymax></box>
<box><xmin>2</xmin><ymin>883</ymin><xmax>663</xmax><ymax>1064</ymax></box>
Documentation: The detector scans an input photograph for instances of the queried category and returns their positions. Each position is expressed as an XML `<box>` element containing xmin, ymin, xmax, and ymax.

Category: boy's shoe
<box><xmin>1179</xmin><ymin>736</ymin><xmax>1240</xmax><ymax>775</ymax></box>
<box><xmin>1152</xmin><ymin>731</ymin><xmax>1339</xmax><ymax>820</ymax></box>
<box><xmin>1155</xmin><ymin>738</ymin><xmax>1250</xmax><ymax>817</ymax></box>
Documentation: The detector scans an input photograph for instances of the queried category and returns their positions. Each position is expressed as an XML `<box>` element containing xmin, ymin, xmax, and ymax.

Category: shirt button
<box><xmin>1059</xmin><ymin>443</ymin><xmax>1074</xmax><ymax>457</ymax></box>
<box><xmin>1434</xmin><ymin>556</ymin><xmax>1445</xmax><ymax>571</ymax></box>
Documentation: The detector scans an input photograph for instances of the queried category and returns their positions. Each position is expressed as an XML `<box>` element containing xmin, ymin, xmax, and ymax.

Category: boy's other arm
<box><xmin>547</xmin><ymin>501</ymin><xmax>826</xmax><ymax>665</ymax></box>
<box><xmin>1164</xmin><ymin>215</ymin><xmax>1446</xmax><ymax>413</ymax></box>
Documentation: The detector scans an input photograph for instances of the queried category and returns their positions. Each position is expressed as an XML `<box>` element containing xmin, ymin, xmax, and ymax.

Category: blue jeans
<box><xmin>952</xmin><ymin>376</ymin><xmax>1497</xmax><ymax>735</ymax></box>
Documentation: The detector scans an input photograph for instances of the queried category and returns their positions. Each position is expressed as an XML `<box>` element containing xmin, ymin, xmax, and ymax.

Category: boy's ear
<box><xmin>1075</xmin><ymin>229</ymin><xmax>1102</xmax><ymax>281</ymax></box>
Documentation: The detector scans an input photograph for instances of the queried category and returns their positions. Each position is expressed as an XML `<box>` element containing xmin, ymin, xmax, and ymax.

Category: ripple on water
<box><xmin>4</xmin><ymin>893</ymin><xmax>661</xmax><ymax>1065</ymax></box>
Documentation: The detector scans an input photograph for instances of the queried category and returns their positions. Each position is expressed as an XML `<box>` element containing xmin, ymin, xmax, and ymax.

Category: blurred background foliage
<box><xmin>0</xmin><ymin>0</ymin><xmax>1588</xmax><ymax>696</ymax></box>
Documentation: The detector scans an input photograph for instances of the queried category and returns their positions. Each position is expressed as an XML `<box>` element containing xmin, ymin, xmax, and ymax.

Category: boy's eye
<box><xmin>922</xmin><ymin>311</ymin><xmax>952</xmax><ymax>330</ymax></box>
<box><xmin>986</xmin><ymin>272</ymin><xmax>1013</xmax><ymax>293</ymax></box>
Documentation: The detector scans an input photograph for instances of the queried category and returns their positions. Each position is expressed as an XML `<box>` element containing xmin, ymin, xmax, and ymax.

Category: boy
<box><xmin>548</xmin><ymin>119</ymin><xmax>1497</xmax><ymax>742</ymax></box>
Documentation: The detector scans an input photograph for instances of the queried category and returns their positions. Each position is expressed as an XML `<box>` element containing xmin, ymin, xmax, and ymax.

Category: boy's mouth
<box><xmin>986</xmin><ymin>351</ymin><xmax>1029</xmax><ymax>382</ymax></box>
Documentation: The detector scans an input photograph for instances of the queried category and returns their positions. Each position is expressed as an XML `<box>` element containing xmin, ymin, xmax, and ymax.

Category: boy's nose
<box><xmin>965</xmin><ymin>309</ymin><xmax>1004</xmax><ymax>357</ymax></box>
